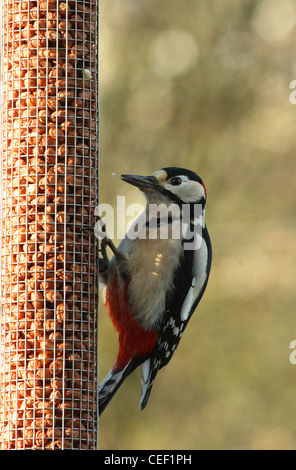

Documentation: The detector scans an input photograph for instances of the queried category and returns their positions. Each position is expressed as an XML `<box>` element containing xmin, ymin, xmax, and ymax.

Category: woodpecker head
<box><xmin>121</xmin><ymin>167</ymin><xmax>207</xmax><ymax>206</ymax></box>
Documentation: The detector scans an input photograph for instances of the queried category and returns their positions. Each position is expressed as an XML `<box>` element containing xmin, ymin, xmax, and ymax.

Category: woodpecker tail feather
<box><xmin>98</xmin><ymin>360</ymin><xmax>138</xmax><ymax>416</ymax></box>
<box><xmin>138</xmin><ymin>358</ymin><xmax>158</xmax><ymax>410</ymax></box>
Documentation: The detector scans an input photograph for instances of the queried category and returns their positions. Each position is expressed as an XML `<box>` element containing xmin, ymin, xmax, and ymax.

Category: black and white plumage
<box><xmin>98</xmin><ymin>167</ymin><xmax>212</xmax><ymax>415</ymax></box>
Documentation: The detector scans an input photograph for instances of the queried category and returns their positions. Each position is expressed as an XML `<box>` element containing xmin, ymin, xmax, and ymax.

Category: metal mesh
<box><xmin>0</xmin><ymin>0</ymin><xmax>99</xmax><ymax>450</ymax></box>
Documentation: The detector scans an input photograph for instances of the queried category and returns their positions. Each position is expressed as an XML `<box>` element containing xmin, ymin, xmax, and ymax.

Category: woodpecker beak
<box><xmin>121</xmin><ymin>174</ymin><xmax>158</xmax><ymax>192</ymax></box>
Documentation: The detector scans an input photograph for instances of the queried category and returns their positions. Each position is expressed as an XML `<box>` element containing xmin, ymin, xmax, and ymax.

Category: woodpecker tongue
<box><xmin>121</xmin><ymin>174</ymin><xmax>157</xmax><ymax>191</ymax></box>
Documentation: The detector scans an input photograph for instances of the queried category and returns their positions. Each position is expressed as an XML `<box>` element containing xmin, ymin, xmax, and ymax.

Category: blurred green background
<box><xmin>98</xmin><ymin>0</ymin><xmax>296</xmax><ymax>449</ymax></box>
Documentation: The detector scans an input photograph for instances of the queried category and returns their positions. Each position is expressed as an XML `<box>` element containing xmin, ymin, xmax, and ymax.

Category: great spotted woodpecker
<box><xmin>98</xmin><ymin>167</ymin><xmax>212</xmax><ymax>415</ymax></box>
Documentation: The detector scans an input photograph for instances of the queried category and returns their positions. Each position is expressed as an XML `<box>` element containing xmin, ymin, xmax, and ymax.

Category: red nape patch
<box><xmin>202</xmin><ymin>182</ymin><xmax>207</xmax><ymax>198</ymax></box>
<box><xmin>105</xmin><ymin>273</ymin><xmax>158</xmax><ymax>370</ymax></box>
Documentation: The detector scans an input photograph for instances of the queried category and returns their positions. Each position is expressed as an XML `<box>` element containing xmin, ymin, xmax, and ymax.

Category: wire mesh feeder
<box><xmin>0</xmin><ymin>0</ymin><xmax>99</xmax><ymax>450</ymax></box>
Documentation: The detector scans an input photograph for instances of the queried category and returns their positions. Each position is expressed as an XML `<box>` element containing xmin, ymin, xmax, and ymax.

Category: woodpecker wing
<box><xmin>139</xmin><ymin>224</ymin><xmax>212</xmax><ymax>410</ymax></box>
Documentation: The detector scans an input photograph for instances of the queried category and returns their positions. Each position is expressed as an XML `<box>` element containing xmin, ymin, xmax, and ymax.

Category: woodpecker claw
<box><xmin>92</xmin><ymin>217</ymin><xmax>127</xmax><ymax>264</ymax></box>
<box><xmin>100</xmin><ymin>235</ymin><xmax>127</xmax><ymax>263</ymax></box>
<box><xmin>82</xmin><ymin>221</ymin><xmax>127</xmax><ymax>280</ymax></box>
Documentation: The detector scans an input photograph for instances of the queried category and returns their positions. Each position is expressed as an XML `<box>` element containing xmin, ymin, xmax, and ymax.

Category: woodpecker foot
<box><xmin>95</xmin><ymin>217</ymin><xmax>127</xmax><ymax>264</ymax></box>
<box><xmin>82</xmin><ymin>219</ymin><xmax>127</xmax><ymax>265</ymax></box>
<box><xmin>100</xmin><ymin>234</ymin><xmax>127</xmax><ymax>263</ymax></box>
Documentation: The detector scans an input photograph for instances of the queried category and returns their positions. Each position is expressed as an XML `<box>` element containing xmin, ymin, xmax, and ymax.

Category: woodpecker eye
<box><xmin>169</xmin><ymin>176</ymin><xmax>182</xmax><ymax>186</ymax></box>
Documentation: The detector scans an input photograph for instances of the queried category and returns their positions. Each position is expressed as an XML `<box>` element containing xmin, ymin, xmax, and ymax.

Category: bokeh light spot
<box><xmin>149</xmin><ymin>29</ymin><xmax>199</xmax><ymax>78</ymax></box>
<box><xmin>252</xmin><ymin>0</ymin><xmax>296</xmax><ymax>46</ymax></box>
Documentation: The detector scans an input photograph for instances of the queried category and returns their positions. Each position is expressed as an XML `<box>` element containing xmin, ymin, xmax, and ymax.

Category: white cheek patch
<box><xmin>164</xmin><ymin>180</ymin><xmax>205</xmax><ymax>203</ymax></box>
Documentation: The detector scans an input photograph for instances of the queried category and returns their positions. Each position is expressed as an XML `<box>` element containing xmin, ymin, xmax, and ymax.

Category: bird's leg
<box><xmin>99</xmin><ymin>218</ymin><xmax>120</xmax><ymax>258</ymax></box>
<box><xmin>99</xmin><ymin>218</ymin><xmax>128</xmax><ymax>267</ymax></box>
<box><xmin>98</xmin><ymin>237</ymin><xmax>110</xmax><ymax>274</ymax></box>
<box><xmin>82</xmin><ymin>218</ymin><xmax>127</xmax><ymax>273</ymax></box>
<box><xmin>81</xmin><ymin>220</ymin><xmax>108</xmax><ymax>272</ymax></box>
